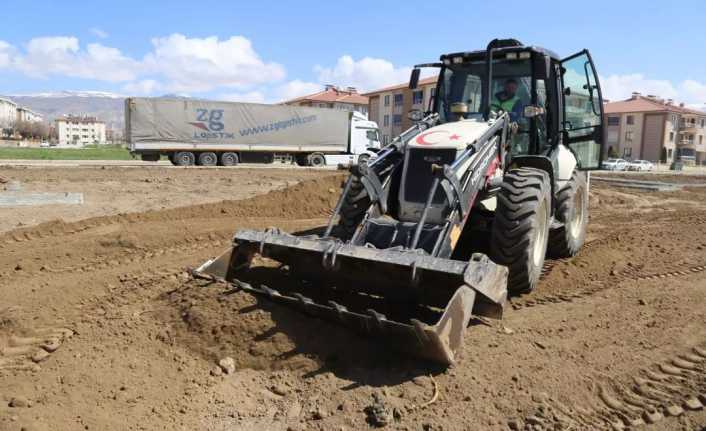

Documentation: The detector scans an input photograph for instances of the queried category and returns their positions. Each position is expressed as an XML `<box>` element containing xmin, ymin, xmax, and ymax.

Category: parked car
<box><xmin>39</xmin><ymin>141</ymin><xmax>50</xmax><ymax>148</ymax></box>
<box><xmin>627</xmin><ymin>160</ymin><xmax>653</xmax><ymax>171</ymax></box>
<box><xmin>601</xmin><ymin>158</ymin><xmax>628</xmax><ymax>171</ymax></box>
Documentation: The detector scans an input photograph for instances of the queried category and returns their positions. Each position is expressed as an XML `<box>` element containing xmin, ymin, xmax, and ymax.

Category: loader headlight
<box><xmin>452</xmin><ymin>56</ymin><xmax>464</xmax><ymax>64</ymax></box>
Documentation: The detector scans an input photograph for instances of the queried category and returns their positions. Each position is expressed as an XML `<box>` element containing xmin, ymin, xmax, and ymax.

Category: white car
<box><xmin>627</xmin><ymin>160</ymin><xmax>653</xmax><ymax>171</ymax></box>
<box><xmin>601</xmin><ymin>158</ymin><xmax>628</xmax><ymax>171</ymax></box>
<box><xmin>39</xmin><ymin>141</ymin><xmax>50</xmax><ymax>148</ymax></box>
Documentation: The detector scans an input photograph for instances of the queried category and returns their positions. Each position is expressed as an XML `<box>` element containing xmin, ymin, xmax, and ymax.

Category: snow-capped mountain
<box><xmin>3</xmin><ymin>91</ymin><xmax>127</xmax><ymax>130</ymax></box>
<box><xmin>9</xmin><ymin>90</ymin><xmax>125</xmax><ymax>99</ymax></box>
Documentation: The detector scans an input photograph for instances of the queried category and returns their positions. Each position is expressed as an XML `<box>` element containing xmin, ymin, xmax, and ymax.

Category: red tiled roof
<box><xmin>605</xmin><ymin>96</ymin><xmax>706</xmax><ymax>116</ymax></box>
<box><xmin>283</xmin><ymin>87</ymin><xmax>368</xmax><ymax>106</ymax></box>
<box><xmin>362</xmin><ymin>76</ymin><xmax>438</xmax><ymax>96</ymax></box>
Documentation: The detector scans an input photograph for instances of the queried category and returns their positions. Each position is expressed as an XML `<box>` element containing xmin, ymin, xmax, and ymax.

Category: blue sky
<box><xmin>2</xmin><ymin>0</ymin><xmax>706</xmax><ymax>106</ymax></box>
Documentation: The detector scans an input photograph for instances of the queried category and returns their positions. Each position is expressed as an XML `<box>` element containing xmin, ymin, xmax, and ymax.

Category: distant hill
<box><xmin>3</xmin><ymin>91</ymin><xmax>126</xmax><ymax>131</ymax></box>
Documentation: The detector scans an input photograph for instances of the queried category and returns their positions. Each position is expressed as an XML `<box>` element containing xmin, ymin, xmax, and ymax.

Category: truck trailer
<box><xmin>125</xmin><ymin>97</ymin><xmax>381</xmax><ymax>167</ymax></box>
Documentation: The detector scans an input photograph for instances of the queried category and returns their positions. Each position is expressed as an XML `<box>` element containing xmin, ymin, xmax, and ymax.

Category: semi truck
<box><xmin>125</xmin><ymin>97</ymin><xmax>381</xmax><ymax>167</ymax></box>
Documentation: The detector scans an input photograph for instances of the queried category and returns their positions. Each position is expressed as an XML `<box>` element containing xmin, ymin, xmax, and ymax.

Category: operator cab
<box><xmin>409</xmin><ymin>38</ymin><xmax>604</xmax><ymax>171</ymax></box>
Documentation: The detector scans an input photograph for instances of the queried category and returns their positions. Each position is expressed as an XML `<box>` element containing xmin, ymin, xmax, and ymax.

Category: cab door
<box><xmin>560</xmin><ymin>50</ymin><xmax>604</xmax><ymax>169</ymax></box>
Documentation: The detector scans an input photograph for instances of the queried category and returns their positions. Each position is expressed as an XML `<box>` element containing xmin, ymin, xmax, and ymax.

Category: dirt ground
<box><xmin>0</xmin><ymin>168</ymin><xmax>705</xmax><ymax>431</ymax></box>
<box><xmin>0</xmin><ymin>166</ymin><xmax>327</xmax><ymax>233</ymax></box>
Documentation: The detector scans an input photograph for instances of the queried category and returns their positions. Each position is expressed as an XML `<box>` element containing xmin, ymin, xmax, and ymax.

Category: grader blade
<box><xmin>194</xmin><ymin>228</ymin><xmax>508</xmax><ymax>365</ymax></box>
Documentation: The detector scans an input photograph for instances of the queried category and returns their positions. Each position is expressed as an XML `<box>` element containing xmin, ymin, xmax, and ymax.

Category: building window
<box><xmin>669</xmin><ymin>132</ymin><xmax>674</xmax><ymax>142</ymax></box>
<box><xmin>625</xmin><ymin>131</ymin><xmax>634</xmax><ymax>141</ymax></box>
<box><xmin>607</xmin><ymin>116</ymin><xmax>620</xmax><ymax>126</ymax></box>
<box><xmin>626</xmin><ymin>115</ymin><xmax>634</xmax><ymax>125</ymax></box>
<box><xmin>383</xmin><ymin>95</ymin><xmax>390</xmax><ymax>107</ymax></box>
<box><xmin>392</xmin><ymin>114</ymin><xmax>402</xmax><ymax>125</ymax></box>
<box><xmin>623</xmin><ymin>147</ymin><xmax>632</xmax><ymax>157</ymax></box>
<box><xmin>383</xmin><ymin>135</ymin><xmax>389</xmax><ymax>145</ymax></box>
<box><xmin>700</xmin><ymin>136</ymin><xmax>704</xmax><ymax>146</ymax></box>
<box><xmin>668</xmin><ymin>148</ymin><xmax>673</xmax><ymax>158</ymax></box>
<box><xmin>383</xmin><ymin>115</ymin><xmax>389</xmax><ymax>127</ymax></box>
<box><xmin>701</xmin><ymin>119</ymin><xmax>705</xmax><ymax>128</ymax></box>
<box><xmin>393</xmin><ymin>94</ymin><xmax>403</xmax><ymax>106</ymax></box>
<box><xmin>412</xmin><ymin>90</ymin><xmax>423</xmax><ymax>105</ymax></box>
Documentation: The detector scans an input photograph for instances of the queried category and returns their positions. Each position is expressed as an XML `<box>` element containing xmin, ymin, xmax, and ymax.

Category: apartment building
<box><xmin>363</xmin><ymin>76</ymin><xmax>438</xmax><ymax>145</ymax></box>
<box><xmin>283</xmin><ymin>85</ymin><xmax>369</xmax><ymax>116</ymax></box>
<box><xmin>0</xmin><ymin>97</ymin><xmax>18</xmax><ymax>128</ymax></box>
<box><xmin>604</xmin><ymin>92</ymin><xmax>706</xmax><ymax>165</ymax></box>
<box><xmin>16</xmin><ymin>106</ymin><xmax>43</xmax><ymax>123</ymax></box>
<box><xmin>55</xmin><ymin>115</ymin><xmax>106</xmax><ymax>147</ymax></box>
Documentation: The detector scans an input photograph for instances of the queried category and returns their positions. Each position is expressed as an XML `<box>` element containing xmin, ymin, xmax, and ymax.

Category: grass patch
<box><xmin>0</xmin><ymin>145</ymin><xmax>135</xmax><ymax>160</ymax></box>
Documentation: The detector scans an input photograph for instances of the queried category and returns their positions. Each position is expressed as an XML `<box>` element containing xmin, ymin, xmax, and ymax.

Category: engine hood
<box><xmin>408</xmin><ymin>119</ymin><xmax>491</xmax><ymax>150</ymax></box>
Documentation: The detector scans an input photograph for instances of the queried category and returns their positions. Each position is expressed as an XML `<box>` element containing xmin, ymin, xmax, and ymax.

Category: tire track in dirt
<box><xmin>0</xmin><ymin>306</ymin><xmax>76</xmax><ymax>374</ymax></box>
<box><xmin>521</xmin><ymin>261</ymin><xmax>706</xmax><ymax>311</ymax></box>
<box><xmin>513</xmin><ymin>343</ymin><xmax>706</xmax><ymax>430</ymax></box>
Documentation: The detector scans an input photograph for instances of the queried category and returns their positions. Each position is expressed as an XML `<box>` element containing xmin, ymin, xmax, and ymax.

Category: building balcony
<box><xmin>679</xmin><ymin>122</ymin><xmax>698</xmax><ymax>133</ymax></box>
<box><xmin>678</xmin><ymin>139</ymin><xmax>695</xmax><ymax>148</ymax></box>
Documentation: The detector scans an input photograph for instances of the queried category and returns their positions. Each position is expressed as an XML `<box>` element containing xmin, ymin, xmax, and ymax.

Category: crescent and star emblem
<box><xmin>415</xmin><ymin>131</ymin><xmax>462</xmax><ymax>145</ymax></box>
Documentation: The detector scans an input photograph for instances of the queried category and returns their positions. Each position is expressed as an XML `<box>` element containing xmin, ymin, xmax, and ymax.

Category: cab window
<box><xmin>561</xmin><ymin>51</ymin><xmax>604</xmax><ymax>169</ymax></box>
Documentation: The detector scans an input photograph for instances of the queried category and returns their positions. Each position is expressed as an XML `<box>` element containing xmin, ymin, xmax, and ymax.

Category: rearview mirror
<box><xmin>409</xmin><ymin>68</ymin><xmax>420</xmax><ymax>89</ymax></box>
<box><xmin>407</xmin><ymin>109</ymin><xmax>423</xmax><ymax>122</ymax></box>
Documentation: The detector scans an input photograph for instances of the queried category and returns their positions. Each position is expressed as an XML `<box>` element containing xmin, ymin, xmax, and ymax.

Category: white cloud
<box><xmin>143</xmin><ymin>34</ymin><xmax>285</xmax><ymax>93</ymax></box>
<box><xmin>0</xmin><ymin>34</ymin><xmax>286</xmax><ymax>96</ymax></box>
<box><xmin>601</xmin><ymin>73</ymin><xmax>706</xmax><ymax>111</ymax></box>
<box><xmin>600</xmin><ymin>73</ymin><xmax>677</xmax><ymax>102</ymax></box>
<box><xmin>276</xmin><ymin>79</ymin><xmax>321</xmax><ymax>101</ymax></box>
<box><xmin>0</xmin><ymin>40</ymin><xmax>14</xmax><ymax>68</ymax></box>
<box><xmin>314</xmin><ymin>55</ymin><xmax>412</xmax><ymax>92</ymax></box>
<box><xmin>680</xmin><ymin>80</ymin><xmax>706</xmax><ymax>109</ymax></box>
<box><xmin>218</xmin><ymin>91</ymin><xmax>266</xmax><ymax>104</ymax></box>
<box><xmin>90</xmin><ymin>28</ymin><xmax>109</xmax><ymax>39</ymax></box>
<box><xmin>122</xmin><ymin>79</ymin><xmax>161</xmax><ymax>95</ymax></box>
<box><xmin>11</xmin><ymin>36</ymin><xmax>139</xmax><ymax>82</ymax></box>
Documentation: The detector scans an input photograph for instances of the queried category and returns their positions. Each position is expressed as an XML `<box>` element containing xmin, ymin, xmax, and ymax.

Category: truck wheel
<box><xmin>220</xmin><ymin>152</ymin><xmax>239</xmax><ymax>166</ymax></box>
<box><xmin>336</xmin><ymin>174</ymin><xmax>369</xmax><ymax>240</ymax></box>
<box><xmin>490</xmin><ymin>168</ymin><xmax>551</xmax><ymax>294</ymax></box>
<box><xmin>197</xmin><ymin>152</ymin><xmax>218</xmax><ymax>166</ymax></box>
<box><xmin>547</xmin><ymin>170</ymin><xmax>588</xmax><ymax>258</ymax></box>
<box><xmin>308</xmin><ymin>153</ymin><xmax>326</xmax><ymax>167</ymax></box>
<box><xmin>174</xmin><ymin>151</ymin><xmax>195</xmax><ymax>166</ymax></box>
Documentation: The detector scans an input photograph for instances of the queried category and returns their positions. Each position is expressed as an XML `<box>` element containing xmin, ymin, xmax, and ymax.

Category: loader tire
<box><xmin>336</xmin><ymin>174</ymin><xmax>369</xmax><ymax>240</ymax></box>
<box><xmin>491</xmin><ymin>168</ymin><xmax>551</xmax><ymax>294</ymax></box>
<box><xmin>547</xmin><ymin>170</ymin><xmax>588</xmax><ymax>258</ymax></box>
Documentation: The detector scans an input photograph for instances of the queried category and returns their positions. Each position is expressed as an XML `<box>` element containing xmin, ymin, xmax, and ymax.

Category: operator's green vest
<box><xmin>491</xmin><ymin>94</ymin><xmax>519</xmax><ymax>113</ymax></box>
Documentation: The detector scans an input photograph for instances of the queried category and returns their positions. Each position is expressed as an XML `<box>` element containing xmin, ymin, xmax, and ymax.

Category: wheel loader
<box><xmin>195</xmin><ymin>39</ymin><xmax>605</xmax><ymax>364</ymax></box>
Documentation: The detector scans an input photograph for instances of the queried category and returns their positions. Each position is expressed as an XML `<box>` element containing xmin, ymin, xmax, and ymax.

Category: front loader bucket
<box><xmin>195</xmin><ymin>229</ymin><xmax>508</xmax><ymax>365</ymax></box>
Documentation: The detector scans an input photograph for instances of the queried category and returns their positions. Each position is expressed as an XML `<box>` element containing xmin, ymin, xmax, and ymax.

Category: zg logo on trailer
<box><xmin>189</xmin><ymin>109</ymin><xmax>234</xmax><ymax>139</ymax></box>
<box><xmin>190</xmin><ymin>109</ymin><xmax>224</xmax><ymax>131</ymax></box>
